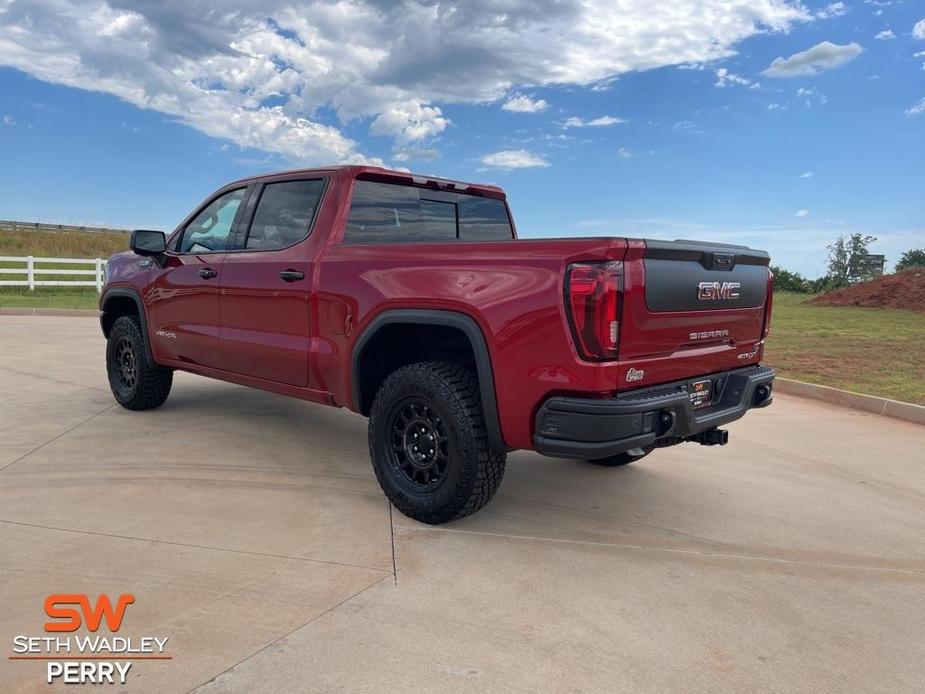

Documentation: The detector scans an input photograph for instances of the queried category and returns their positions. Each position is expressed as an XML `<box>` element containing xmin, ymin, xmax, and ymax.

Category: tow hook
<box><xmin>692</xmin><ymin>428</ymin><xmax>729</xmax><ymax>446</ymax></box>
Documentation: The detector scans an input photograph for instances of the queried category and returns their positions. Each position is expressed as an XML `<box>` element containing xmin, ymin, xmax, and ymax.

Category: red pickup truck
<box><xmin>100</xmin><ymin>165</ymin><xmax>774</xmax><ymax>523</ymax></box>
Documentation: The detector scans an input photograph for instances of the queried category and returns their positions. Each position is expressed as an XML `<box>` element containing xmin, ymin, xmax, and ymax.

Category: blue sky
<box><xmin>1</xmin><ymin>0</ymin><xmax>923</xmax><ymax>278</ymax></box>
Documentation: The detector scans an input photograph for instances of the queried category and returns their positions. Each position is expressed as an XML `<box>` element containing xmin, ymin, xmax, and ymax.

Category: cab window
<box><xmin>344</xmin><ymin>181</ymin><xmax>513</xmax><ymax>243</ymax></box>
<box><xmin>244</xmin><ymin>180</ymin><xmax>325</xmax><ymax>250</ymax></box>
<box><xmin>178</xmin><ymin>188</ymin><xmax>246</xmax><ymax>253</ymax></box>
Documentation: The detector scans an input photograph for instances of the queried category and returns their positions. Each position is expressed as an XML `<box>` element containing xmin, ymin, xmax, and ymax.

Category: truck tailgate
<box><xmin>619</xmin><ymin>239</ymin><xmax>771</xmax><ymax>365</ymax></box>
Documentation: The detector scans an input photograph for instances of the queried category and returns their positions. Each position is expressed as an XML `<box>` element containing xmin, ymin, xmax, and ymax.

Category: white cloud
<box><xmin>0</xmin><ymin>0</ymin><xmax>812</xmax><ymax>164</ymax></box>
<box><xmin>914</xmin><ymin>19</ymin><xmax>925</xmax><ymax>40</ymax></box>
<box><xmin>762</xmin><ymin>41</ymin><xmax>863</xmax><ymax>78</ymax></box>
<box><xmin>714</xmin><ymin>67</ymin><xmax>757</xmax><ymax>88</ymax></box>
<box><xmin>563</xmin><ymin>115</ymin><xmax>625</xmax><ymax>128</ymax></box>
<box><xmin>672</xmin><ymin>119</ymin><xmax>703</xmax><ymax>133</ymax></box>
<box><xmin>369</xmin><ymin>101</ymin><xmax>449</xmax><ymax>144</ymax></box>
<box><xmin>796</xmin><ymin>209</ymin><xmax>809</xmax><ymax>217</ymax></box>
<box><xmin>816</xmin><ymin>2</ymin><xmax>847</xmax><ymax>19</ymax></box>
<box><xmin>480</xmin><ymin>149</ymin><xmax>549</xmax><ymax>169</ymax></box>
<box><xmin>2</xmin><ymin>114</ymin><xmax>13</xmax><ymax>125</ymax></box>
<box><xmin>875</xmin><ymin>29</ymin><xmax>895</xmax><ymax>40</ymax></box>
<box><xmin>502</xmin><ymin>95</ymin><xmax>549</xmax><ymax>113</ymax></box>
<box><xmin>617</xmin><ymin>147</ymin><xmax>633</xmax><ymax>158</ymax></box>
<box><xmin>800</xmin><ymin>171</ymin><xmax>813</xmax><ymax>179</ymax></box>
<box><xmin>905</xmin><ymin>97</ymin><xmax>925</xmax><ymax>116</ymax></box>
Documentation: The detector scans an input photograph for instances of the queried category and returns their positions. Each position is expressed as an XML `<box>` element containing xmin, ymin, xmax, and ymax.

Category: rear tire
<box><xmin>368</xmin><ymin>361</ymin><xmax>506</xmax><ymax>524</ymax></box>
<box><xmin>587</xmin><ymin>446</ymin><xmax>652</xmax><ymax>467</ymax></box>
<box><xmin>106</xmin><ymin>315</ymin><xmax>173</xmax><ymax>410</ymax></box>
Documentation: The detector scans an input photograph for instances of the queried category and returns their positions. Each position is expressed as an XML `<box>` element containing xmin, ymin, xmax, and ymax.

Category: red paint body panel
<box><xmin>102</xmin><ymin>165</ymin><xmax>772</xmax><ymax>453</ymax></box>
<box><xmin>146</xmin><ymin>253</ymin><xmax>225</xmax><ymax>368</ymax></box>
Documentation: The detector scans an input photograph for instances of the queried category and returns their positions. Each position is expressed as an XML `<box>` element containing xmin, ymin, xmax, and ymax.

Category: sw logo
<box><xmin>44</xmin><ymin>593</ymin><xmax>135</xmax><ymax>632</ymax></box>
<box><xmin>9</xmin><ymin>593</ymin><xmax>170</xmax><ymax>685</ymax></box>
<box><xmin>697</xmin><ymin>281</ymin><xmax>741</xmax><ymax>301</ymax></box>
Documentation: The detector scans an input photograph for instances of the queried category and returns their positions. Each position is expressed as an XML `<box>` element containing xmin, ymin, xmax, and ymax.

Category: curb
<box><xmin>774</xmin><ymin>377</ymin><xmax>925</xmax><ymax>426</ymax></box>
<box><xmin>0</xmin><ymin>308</ymin><xmax>99</xmax><ymax>317</ymax></box>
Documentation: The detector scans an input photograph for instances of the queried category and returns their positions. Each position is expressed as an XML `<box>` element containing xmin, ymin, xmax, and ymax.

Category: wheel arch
<box><xmin>100</xmin><ymin>287</ymin><xmax>156</xmax><ymax>366</ymax></box>
<box><xmin>351</xmin><ymin>309</ymin><xmax>505</xmax><ymax>451</ymax></box>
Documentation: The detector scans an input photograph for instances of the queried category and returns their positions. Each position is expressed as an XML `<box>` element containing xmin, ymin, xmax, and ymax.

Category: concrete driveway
<box><xmin>1</xmin><ymin>315</ymin><xmax>924</xmax><ymax>693</ymax></box>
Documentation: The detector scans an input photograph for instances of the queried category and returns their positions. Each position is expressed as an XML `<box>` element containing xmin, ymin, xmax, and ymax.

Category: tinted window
<box><xmin>179</xmin><ymin>188</ymin><xmax>245</xmax><ymax>253</ymax></box>
<box><xmin>245</xmin><ymin>179</ymin><xmax>325</xmax><ymax>250</ymax></box>
<box><xmin>345</xmin><ymin>182</ymin><xmax>421</xmax><ymax>244</ymax></box>
<box><xmin>420</xmin><ymin>199</ymin><xmax>457</xmax><ymax>239</ymax></box>
<box><xmin>458</xmin><ymin>196</ymin><xmax>513</xmax><ymax>240</ymax></box>
<box><xmin>344</xmin><ymin>181</ymin><xmax>512</xmax><ymax>243</ymax></box>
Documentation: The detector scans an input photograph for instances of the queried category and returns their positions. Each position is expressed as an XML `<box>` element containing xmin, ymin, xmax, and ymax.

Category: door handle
<box><xmin>198</xmin><ymin>268</ymin><xmax>218</xmax><ymax>279</ymax></box>
<box><xmin>279</xmin><ymin>270</ymin><xmax>305</xmax><ymax>282</ymax></box>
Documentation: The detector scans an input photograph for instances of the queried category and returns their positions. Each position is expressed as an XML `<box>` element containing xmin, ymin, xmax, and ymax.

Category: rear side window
<box><xmin>458</xmin><ymin>195</ymin><xmax>513</xmax><ymax>241</ymax></box>
<box><xmin>244</xmin><ymin>179</ymin><xmax>325</xmax><ymax>250</ymax></box>
<box><xmin>344</xmin><ymin>180</ymin><xmax>512</xmax><ymax>243</ymax></box>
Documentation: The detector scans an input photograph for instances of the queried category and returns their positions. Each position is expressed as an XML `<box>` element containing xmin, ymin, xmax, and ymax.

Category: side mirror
<box><xmin>130</xmin><ymin>230</ymin><xmax>167</xmax><ymax>257</ymax></box>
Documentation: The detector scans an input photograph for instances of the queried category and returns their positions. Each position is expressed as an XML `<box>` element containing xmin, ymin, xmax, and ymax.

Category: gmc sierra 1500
<box><xmin>100</xmin><ymin>165</ymin><xmax>774</xmax><ymax>523</ymax></box>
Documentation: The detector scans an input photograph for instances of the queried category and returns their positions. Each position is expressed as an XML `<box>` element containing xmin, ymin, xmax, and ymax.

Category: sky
<box><xmin>0</xmin><ymin>0</ymin><xmax>923</xmax><ymax>278</ymax></box>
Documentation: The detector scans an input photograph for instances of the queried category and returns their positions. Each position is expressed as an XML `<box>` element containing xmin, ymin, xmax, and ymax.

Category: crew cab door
<box><xmin>146</xmin><ymin>187</ymin><xmax>248</xmax><ymax>368</ymax></box>
<box><xmin>218</xmin><ymin>178</ymin><xmax>327</xmax><ymax>387</ymax></box>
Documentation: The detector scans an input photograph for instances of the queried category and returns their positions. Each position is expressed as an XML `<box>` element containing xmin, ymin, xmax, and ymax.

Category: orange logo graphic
<box><xmin>43</xmin><ymin>594</ymin><xmax>136</xmax><ymax>633</ymax></box>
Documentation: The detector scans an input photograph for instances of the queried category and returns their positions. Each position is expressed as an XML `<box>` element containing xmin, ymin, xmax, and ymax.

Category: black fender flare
<box><xmin>351</xmin><ymin>309</ymin><xmax>505</xmax><ymax>451</ymax></box>
<box><xmin>100</xmin><ymin>287</ymin><xmax>156</xmax><ymax>367</ymax></box>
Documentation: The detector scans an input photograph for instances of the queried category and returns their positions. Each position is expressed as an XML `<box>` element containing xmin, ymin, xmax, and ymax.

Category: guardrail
<box><xmin>0</xmin><ymin>256</ymin><xmax>107</xmax><ymax>293</ymax></box>
<box><xmin>0</xmin><ymin>220</ymin><xmax>128</xmax><ymax>234</ymax></box>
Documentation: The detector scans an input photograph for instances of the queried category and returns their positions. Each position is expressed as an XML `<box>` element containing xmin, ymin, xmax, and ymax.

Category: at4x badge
<box><xmin>737</xmin><ymin>344</ymin><xmax>761</xmax><ymax>361</ymax></box>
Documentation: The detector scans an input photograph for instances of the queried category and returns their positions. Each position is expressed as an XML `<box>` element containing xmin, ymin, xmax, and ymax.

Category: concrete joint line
<box><xmin>188</xmin><ymin>573</ymin><xmax>392</xmax><ymax>693</ymax></box>
<box><xmin>0</xmin><ymin>402</ymin><xmax>117</xmax><ymax>473</ymax></box>
<box><xmin>0</xmin><ymin>518</ymin><xmax>394</xmax><ymax>575</ymax></box>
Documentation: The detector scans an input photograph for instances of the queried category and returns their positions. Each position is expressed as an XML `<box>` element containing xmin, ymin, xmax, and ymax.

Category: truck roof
<box><xmin>227</xmin><ymin>165</ymin><xmax>506</xmax><ymax>199</ymax></box>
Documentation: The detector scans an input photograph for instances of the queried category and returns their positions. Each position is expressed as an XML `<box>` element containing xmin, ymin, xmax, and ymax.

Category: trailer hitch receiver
<box><xmin>691</xmin><ymin>428</ymin><xmax>729</xmax><ymax>446</ymax></box>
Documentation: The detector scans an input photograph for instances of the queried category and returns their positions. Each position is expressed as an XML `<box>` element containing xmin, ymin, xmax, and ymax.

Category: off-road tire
<box><xmin>106</xmin><ymin>315</ymin><xmax>172</xmax><ymax>410</ymax></box>
<box><xmin>368</xmin><ymin>361</ymin><xmax>506</xmax><ymax>524</ymax></box>
<box><xmin>588</xmin><ymin>447</ymin><xmax>653</xmax><ymax>467</ymax></box>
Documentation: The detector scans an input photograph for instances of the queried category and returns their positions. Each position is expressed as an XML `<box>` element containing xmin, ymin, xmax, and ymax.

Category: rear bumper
<box><xmin>533</xmin><ymin>364</ymin><xmax>775</xmax><ymax>460</ymax></box>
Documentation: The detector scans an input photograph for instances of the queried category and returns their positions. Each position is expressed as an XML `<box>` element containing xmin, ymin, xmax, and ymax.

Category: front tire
<box><xmin>368</xmin><ymin>362</ymin><xmax>506</xmax><ymax>524</ymax></box>
<box><xmin>106</xmin><ymin>315</ymin><xmax>172</xmax><ymax>410</ymax></box>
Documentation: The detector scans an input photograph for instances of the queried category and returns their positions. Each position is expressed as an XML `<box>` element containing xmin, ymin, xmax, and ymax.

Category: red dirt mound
<box><xmin>808</xmin><ymin>268</ymin><xmax>925</xmax><ymax>312</ymax></box>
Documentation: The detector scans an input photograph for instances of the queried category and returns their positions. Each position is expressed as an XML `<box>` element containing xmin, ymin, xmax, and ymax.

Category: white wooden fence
<box><xmin>0</xmin><ymin>256</ymin><xmax>107</xmax><ymax>293</ymax></box>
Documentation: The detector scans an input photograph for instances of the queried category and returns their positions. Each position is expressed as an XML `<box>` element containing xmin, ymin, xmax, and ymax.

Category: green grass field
<box><xmin>764</xmin><ymin>293</ymin><xmax>925</xmax><ymax>405</ymax></box>
<box><xmin>0</xmin><ymin>228</ymin><xmax>129</xmax><ymax>257</ymax></box>
<box><xmin>0</xmin><ymin>287</ymin><xmax>101</xmax><ymax>309</ymax></box>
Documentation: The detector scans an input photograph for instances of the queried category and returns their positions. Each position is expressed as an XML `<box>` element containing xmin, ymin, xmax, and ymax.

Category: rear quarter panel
<box><xmin>315</xmin><ymin>238</ymin><xmax>628</xmax><ymax>449</ymax></box>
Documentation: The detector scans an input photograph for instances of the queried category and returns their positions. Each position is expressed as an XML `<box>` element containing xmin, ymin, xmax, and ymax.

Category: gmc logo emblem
<box><xmin>698</xmin><ymin>281</ymin><xmax>741</xmax><ymax>301</ymax></box>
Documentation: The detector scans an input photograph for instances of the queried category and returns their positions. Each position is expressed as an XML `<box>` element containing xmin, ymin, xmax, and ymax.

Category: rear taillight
<box><xmin>565</xmin><ymin>261</ymin><xmax>622</xmax><ymax>360</ymax></box>
<box><xmin>762</xmin><ymin>268</ymin><xmax>774</xmax><ymax>338</ymax></box>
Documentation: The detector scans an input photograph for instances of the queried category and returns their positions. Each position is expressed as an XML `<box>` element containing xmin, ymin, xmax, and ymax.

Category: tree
<box><xmin>770</xmin><ymin>265</ymin><xmax>811</xmax><ymax>293</ymax></box>
<box><xmin>896</xmin><ymin>249</ymin><xmax>925</xmax><ymax>272</ymax></box>
<box><xmin>826</xmin><ymin>233</ymin><xmax>878</xmax><ymax>287</ymax></box>
<box><xmin>809</xmin><ymin>275</ymin><xmax>834</xmax><ymax>293</ymax></box>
